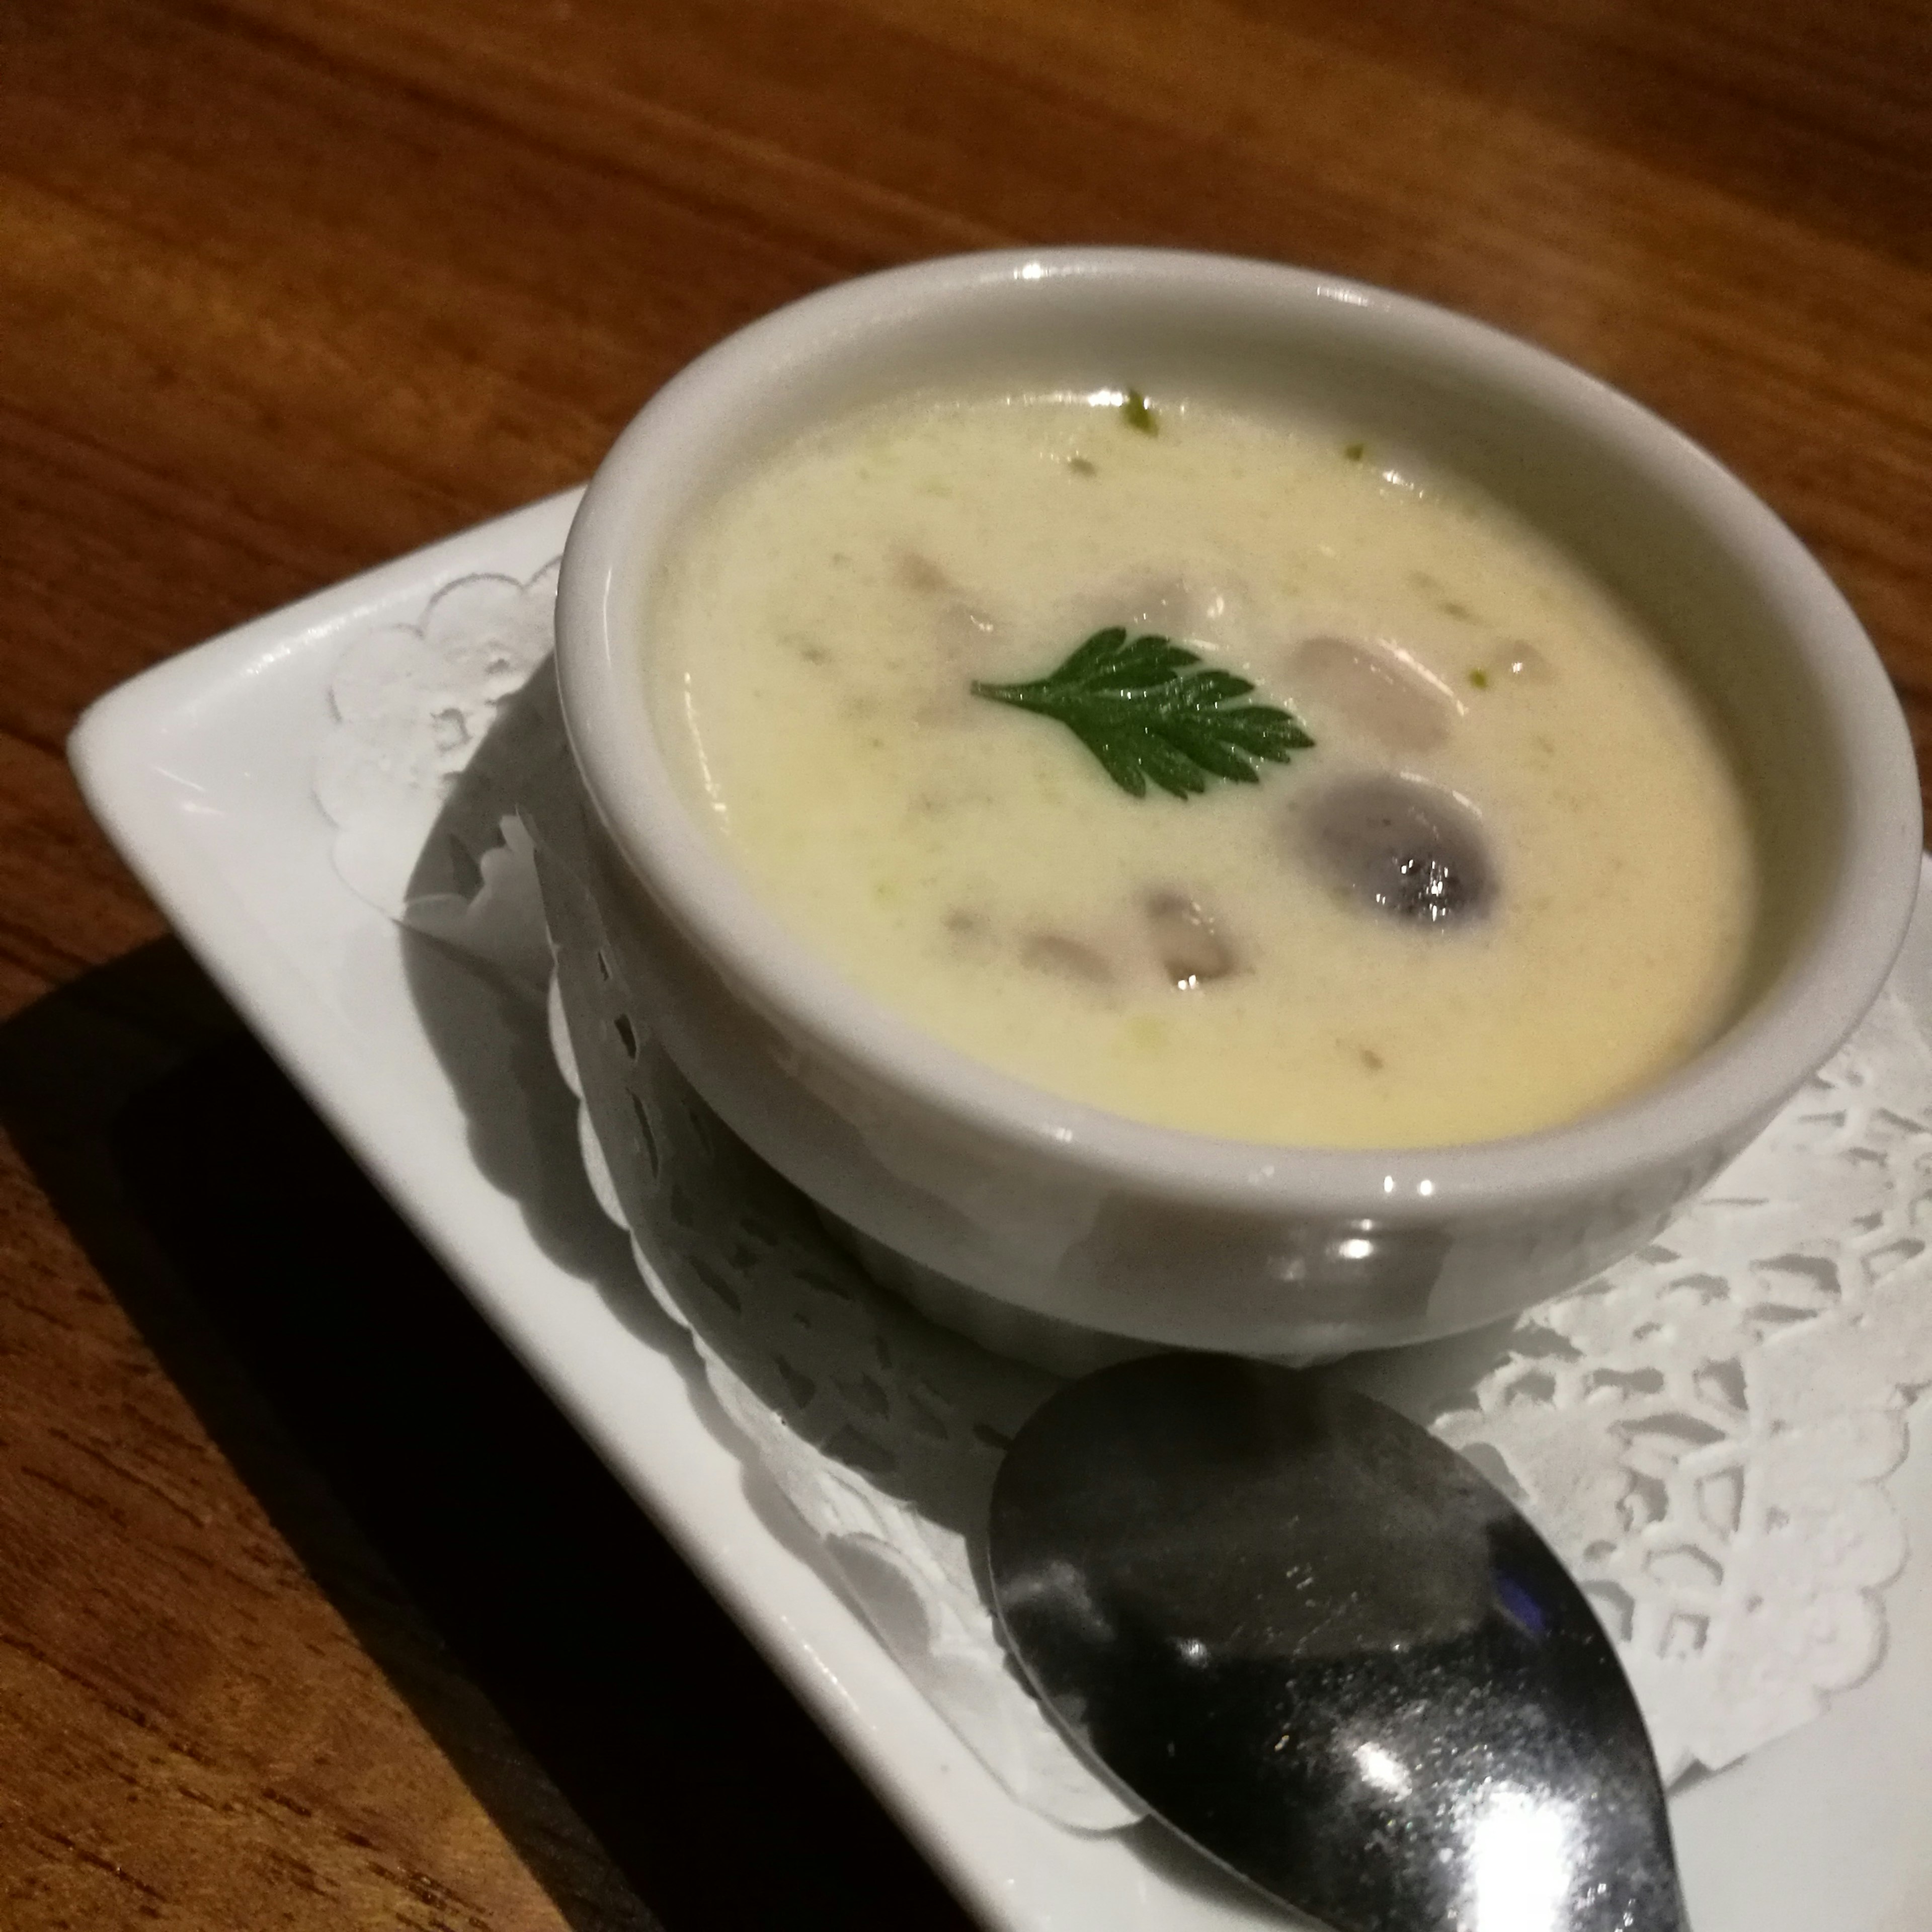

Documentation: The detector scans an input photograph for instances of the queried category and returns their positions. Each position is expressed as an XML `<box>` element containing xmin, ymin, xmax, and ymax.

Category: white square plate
<box><xmin>72</xmin><ymin>494</ymin><xmax>1932</xmax><ymax>1932</ymax></box>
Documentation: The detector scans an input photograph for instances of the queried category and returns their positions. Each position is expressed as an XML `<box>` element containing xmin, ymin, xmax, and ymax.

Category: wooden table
<box><xmin>3</xmin><ymin>3</ymin><xmax>1928</xmax><ymax>1924</ymax></box>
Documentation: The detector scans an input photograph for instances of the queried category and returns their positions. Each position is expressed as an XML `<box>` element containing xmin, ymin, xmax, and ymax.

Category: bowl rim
<box><xmin>556</xmin><ymin>246</ymin><xmax>1921</xmax><ymax>1220</ymax></box>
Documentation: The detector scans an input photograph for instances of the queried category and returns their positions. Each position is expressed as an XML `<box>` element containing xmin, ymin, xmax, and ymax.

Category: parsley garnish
<box><xmin>972</xmin><ymin>628</ymin><xmax>1314</xmax><ymax>798</ymax></box>
<box><xmin>1122</xmin><ymin>389</ymin><xmax>1158</xmax><ymax>435</ymax></box>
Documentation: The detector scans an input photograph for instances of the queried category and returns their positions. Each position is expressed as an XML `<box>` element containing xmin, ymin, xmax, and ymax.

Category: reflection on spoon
<box><xmin>988</xmin><ymin>1355</ymin><xmax>1685</xmax><ymax>1931</ymax></box>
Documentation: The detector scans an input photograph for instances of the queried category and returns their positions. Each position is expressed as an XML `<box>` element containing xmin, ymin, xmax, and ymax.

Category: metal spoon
<box><xmin>987</xmin><ymin>1353</ymin><xmax>1686</xmax><ymax>1931</ymax></box>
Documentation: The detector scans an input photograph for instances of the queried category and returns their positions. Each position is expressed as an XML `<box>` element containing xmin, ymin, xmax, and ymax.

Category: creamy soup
<box><xmin>647</xmin><ymin>390</ymin><xmax>1759</xmax><ymax>1148</ymax></box>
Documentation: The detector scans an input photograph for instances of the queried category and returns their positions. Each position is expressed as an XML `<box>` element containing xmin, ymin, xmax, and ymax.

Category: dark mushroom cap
<box><xmin>1300</xmin><ymin>774</ymin><xmax>1496</xmax><ymax>927</ymax></box>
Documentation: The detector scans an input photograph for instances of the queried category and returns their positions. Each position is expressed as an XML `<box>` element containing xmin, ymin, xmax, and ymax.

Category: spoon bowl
<box><xmin>988</xmin><ymin>1353</ymin><xmax>1686</xmax><ymax>1931</ymax></box>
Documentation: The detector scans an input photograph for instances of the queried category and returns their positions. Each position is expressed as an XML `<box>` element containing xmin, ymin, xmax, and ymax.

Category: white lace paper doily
<box><xmin>317</xmin><ymin>561</ymin><xmax>1932</xmax><ymax>1818</ymax></box>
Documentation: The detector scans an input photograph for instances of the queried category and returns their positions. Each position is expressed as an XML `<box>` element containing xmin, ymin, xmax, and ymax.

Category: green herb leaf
<box><xmin>1122</xmin><ymin>389</ymin><xmax>1158</xmax><ymax>435</ymax></box>
<box><xmin>972</xmin><ymin>628</ymin><xmax>1315</xmax><ymax>799</ymax></box>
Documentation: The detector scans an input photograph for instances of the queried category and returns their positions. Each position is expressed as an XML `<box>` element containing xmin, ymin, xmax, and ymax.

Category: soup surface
<box><xmin>647</xmin><ymin>390</ymin><xmax>1758</xmax><ymax>1148</ymax></box>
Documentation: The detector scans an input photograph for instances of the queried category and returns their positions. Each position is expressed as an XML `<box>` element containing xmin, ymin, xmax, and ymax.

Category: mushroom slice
<box><xmin>1145</xmin><ymin>889</ymin><xmax>1239</xmax><ymax>989</ymax></box>
<box><xmin>897</xmin><ymin>549</ymin><xmax>952</xmax><ymax>594</ymax></box>
<box><xmin>1291</xmin><ymin>634</ymin><xmax>1455</xmax><ymax>754</ymax></box>
<box><xmin>1300</xmin><ymin>774</ymin><xmax>1496</xmax><ymax>927</ymax></box>
<box><xmin>896</xmin><ymin>549</ymin><xmax>1002</xmax><ymax>660</ymax></box>
<box><xmin>1021</xmin><ymin>932</ymin><xmax>1115</xmax><ymax>985</ymax></box>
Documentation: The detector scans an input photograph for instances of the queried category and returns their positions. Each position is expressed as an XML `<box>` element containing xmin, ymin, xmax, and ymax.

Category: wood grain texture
<box><xmin>2</xmin><ymin>0</ymin><xmax>1929</xmax><ymax>1923</ymax></box>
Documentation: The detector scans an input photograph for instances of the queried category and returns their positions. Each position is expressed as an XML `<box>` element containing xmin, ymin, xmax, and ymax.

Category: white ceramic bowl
<box><xmin>555</xmin><ymin>249</ymin><xmax>1921</xmax><ymax>1371</ymax></box>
